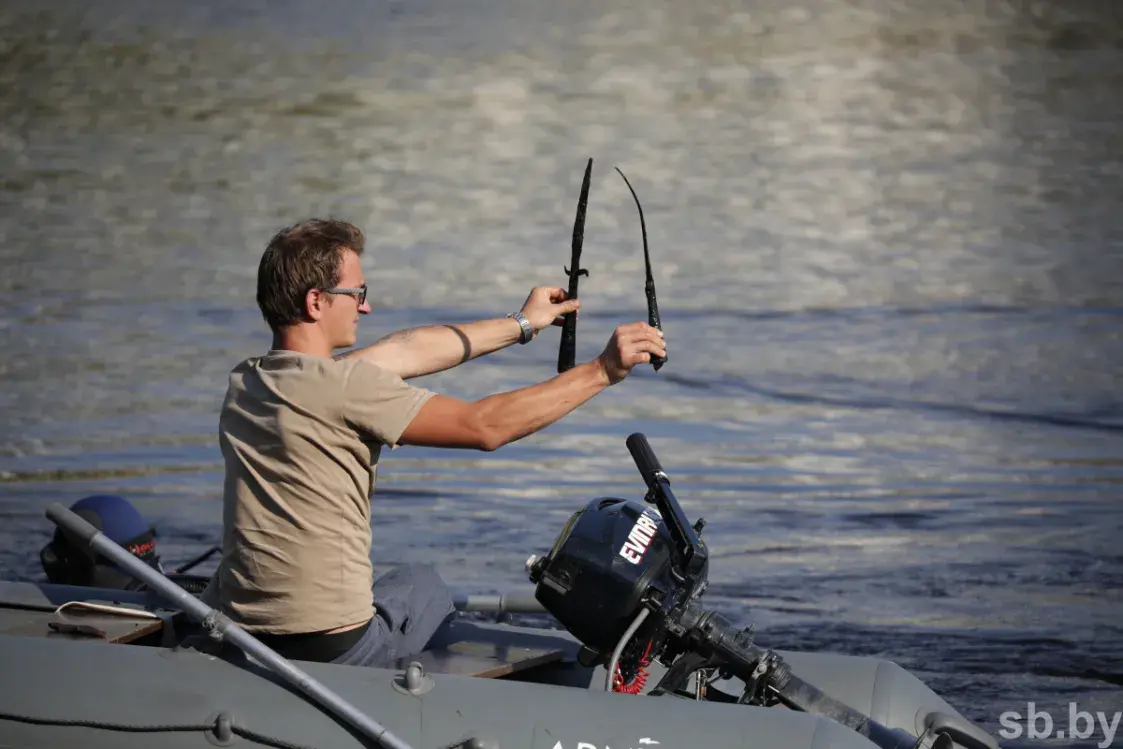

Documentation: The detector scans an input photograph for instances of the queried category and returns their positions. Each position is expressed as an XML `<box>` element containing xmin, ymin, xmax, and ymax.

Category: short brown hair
<box><xmin>256</xmin><ymin>218</ymin><xmax>365</xmax><ymax>331</ymax></box>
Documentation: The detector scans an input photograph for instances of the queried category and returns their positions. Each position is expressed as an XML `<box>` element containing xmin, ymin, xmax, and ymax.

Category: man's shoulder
<box><xmin>225</xmin><ymin>352</ymin><xmax>425</xmax><ymax>405</ymax></box>
<box><xmin>222</xmin><ymin>353</ymin><xmax>356</xmax><ymax>416</ymax></box>
<box><xmin>334</xmin><ymin>354</ymin><xmax>417</xmax><ymax>389</ymax></box>
<box><xmin>220</xmin><ymin>353</ymin><xmax>350</xmax><ymax>432</ymax></box>
<box><xmin>229</xmin><ymin>350</ymin><xmax>352</xmax><ymax>381</ymax></box>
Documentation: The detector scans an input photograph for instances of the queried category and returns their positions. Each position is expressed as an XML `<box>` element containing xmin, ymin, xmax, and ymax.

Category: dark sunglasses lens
<box><xmin>360</xmin><ymin>286</ymin><xmax>367</xmax><ymax>305</ymax></box>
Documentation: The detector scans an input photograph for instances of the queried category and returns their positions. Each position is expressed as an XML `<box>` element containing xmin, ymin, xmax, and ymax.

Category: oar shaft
<box><xmin>45</xmin><ymin>503</ymin><xmax>415</xmax><ymax>749</ymax></box>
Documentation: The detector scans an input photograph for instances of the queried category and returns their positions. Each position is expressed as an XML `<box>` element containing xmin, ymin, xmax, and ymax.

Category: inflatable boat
<box><xmin>0</xmin><ymin>434</ymin><xmax>1001</xmax><ymax>749</ymax></box>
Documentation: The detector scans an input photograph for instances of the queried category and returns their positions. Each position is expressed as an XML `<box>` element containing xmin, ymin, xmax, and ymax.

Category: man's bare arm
<box><xmin>396</xmin><ymin>322</ymin><xmax>666</xmax><ymax>451</ymax></box>
<box><xmin>339</xmin><ymin>318</ymin><xmax>522</xmax><ymax>379</ymax></box>
<box><xmin>337</xmin><ymin>287</ymin><xmax>580</xmax><ymax>380</ymax></box>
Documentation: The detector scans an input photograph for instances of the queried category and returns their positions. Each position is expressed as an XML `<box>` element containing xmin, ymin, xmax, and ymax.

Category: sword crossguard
<box><xmin>564</xmin><ymin>266</ymin><xmax>590</xmax><ymax>279</ymax></box>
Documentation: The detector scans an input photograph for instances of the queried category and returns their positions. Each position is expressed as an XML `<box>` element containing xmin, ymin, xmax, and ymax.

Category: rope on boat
<box><xmin>0</xmin><ymin>710</ymin><xmax>325</xmax><ymax>749</ymax></box>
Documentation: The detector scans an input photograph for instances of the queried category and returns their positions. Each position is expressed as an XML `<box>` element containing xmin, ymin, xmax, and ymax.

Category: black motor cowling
<box><xmin>528</xmin><ymin>497</ymin><xmax>680</xmax><ymax>655</ymax></box>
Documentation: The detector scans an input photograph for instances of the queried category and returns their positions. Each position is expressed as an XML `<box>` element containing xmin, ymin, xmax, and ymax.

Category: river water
<box><xmin>1</xmin><ymin>0</ymin><xmax>1121</xmax><ymax>745</ymax></box>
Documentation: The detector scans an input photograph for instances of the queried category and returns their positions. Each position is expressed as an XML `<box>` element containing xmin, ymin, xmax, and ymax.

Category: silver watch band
<box><xmin>506</xmin><ymin>312</ymin><xmax>534</xmax><ymax>345</ymax></box>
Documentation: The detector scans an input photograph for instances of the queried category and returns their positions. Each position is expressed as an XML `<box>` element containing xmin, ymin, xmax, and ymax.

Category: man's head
<box><xmin>256</xmin><ymin>218</ymin><xmax>371</xmax><ymax>349</ymax></box>
<box><xmin>40</xmin><ymin>494</ymin><xmax>163</xmax><ymax>590</ymax></box>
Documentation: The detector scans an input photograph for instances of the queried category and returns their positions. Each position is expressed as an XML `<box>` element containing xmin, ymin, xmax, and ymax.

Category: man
<box><xmin>202</xmin><ymin>218</ymin><xmax>667</xmax><ymax>667</ymax></box>
<box><xmin>41</xmin><ymin>494</ymin><xmax>164</xmax><ymax>590</ymax></box>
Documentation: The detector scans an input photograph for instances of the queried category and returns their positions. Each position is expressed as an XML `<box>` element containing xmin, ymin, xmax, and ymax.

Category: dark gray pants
<box><xmin>331</xmin><ymin>563</ymin><xmax>457</xmax><ymax>668</ymax></box>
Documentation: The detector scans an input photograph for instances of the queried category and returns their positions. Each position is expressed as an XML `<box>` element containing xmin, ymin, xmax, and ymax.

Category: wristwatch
<box><xmin>506</xmin><ymin>312</ymin><xmax>535</xmax><ymax>345</ymax></box>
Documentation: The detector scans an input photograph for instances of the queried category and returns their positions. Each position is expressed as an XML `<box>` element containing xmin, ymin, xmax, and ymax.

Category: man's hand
<box><xmin>595</xmin><ymin>322</ymin><xmax>667</xmax><ymax>385</ymax></box>
<box><xmin>520</xmin><ymin>286</ymin><xmax>581</xmax><ymax>336</ymax></box>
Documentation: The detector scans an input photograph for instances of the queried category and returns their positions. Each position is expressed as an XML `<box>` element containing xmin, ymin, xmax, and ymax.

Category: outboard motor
<box><xmin>529</xmin><ymin>434</ymin><xmax>998</xmax><ymax>749</ymax></box>
<box><xmin>529</xmin><ymin>498</ymin><xmax>696</xmax><ymax>657</ymax></box>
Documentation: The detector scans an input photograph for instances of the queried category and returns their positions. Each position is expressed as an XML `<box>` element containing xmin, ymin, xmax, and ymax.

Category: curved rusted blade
<box><xmin>558</xmin><ymin>158</ymin><xmax>593</xmax><ymax>373</ymax></box>
<box><xmin>615</xmin><ymin>167</ymin><xmax>665</xmax><ymax>371</ymax></box>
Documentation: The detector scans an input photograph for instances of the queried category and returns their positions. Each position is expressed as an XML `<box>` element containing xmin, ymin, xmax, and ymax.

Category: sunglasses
<box><xmin>324</xmin><ymin>283</ymin><xmax>367</xmax><ymax>305</ymax></box>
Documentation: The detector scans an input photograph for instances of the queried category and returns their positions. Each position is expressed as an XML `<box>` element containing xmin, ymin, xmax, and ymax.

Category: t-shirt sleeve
<box><xmin>341</xmin><ymin>359</ymin><xmax>435</xmax><ymax>447</ymax></box>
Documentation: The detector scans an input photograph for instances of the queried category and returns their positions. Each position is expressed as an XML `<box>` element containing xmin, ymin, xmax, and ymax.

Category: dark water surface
<box><xmin>2</xmin><ymin>1</ymin><xmax>1121</xmax><ymax>746</ymax></box>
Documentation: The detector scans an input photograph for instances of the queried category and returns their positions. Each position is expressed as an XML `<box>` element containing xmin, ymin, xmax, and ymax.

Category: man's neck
<box><xmin>271</xmin><ymin>326</ymin><xmax>335</xmax><ymax>358</ymax></box>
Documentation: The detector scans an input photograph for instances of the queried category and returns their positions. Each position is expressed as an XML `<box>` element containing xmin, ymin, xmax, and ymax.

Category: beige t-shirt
<box><xmin>201</xmin><ymin>350</ymin><xmax>434</xmax><ymax>634</ymax></box>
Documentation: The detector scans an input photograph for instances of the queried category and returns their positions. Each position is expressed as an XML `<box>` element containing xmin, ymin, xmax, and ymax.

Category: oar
<box><xmin>45</xmin><ymin>502</ymin><xmax>416</xmax><ymax>749</ymax></box>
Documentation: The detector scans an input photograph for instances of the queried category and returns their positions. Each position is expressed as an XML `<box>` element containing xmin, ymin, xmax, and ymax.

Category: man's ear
<box><xmin>305</xmin><ymin>288</ymin><xmax>326</xmax><ymax>322</ymax></box>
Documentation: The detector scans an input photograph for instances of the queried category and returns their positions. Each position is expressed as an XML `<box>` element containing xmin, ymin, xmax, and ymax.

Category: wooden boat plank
<box><xmin>0</xmin><ymin>603</ymin><xmax>163</xmax><ymax>644</ymax></box>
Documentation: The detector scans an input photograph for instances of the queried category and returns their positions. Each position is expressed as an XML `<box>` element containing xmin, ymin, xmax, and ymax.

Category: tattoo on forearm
<box><xmin>443</xmin><ymin>325</ymin><xmax>472</xmax><ymax>364</ymax></box>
